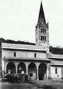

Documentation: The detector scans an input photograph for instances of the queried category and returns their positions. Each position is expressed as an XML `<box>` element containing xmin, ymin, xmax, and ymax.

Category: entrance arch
<box><xmin>17</xmin><ymin>62</ymin><xmax>26</xmax><ymax>74</ymax></box>
<box><xmin>28</xmin><ymin>62</ymin><xmax>37</xmax><ymax>80</ymax></box>
<box><xmin>6</xmin><ymin>62</ymin><xmax>16</xmax><ymax>74</ymax></box>
<box><xmin>38</xmin><ymin>63</ymin><xmax>47</xmax><ymax>80</ymax></box>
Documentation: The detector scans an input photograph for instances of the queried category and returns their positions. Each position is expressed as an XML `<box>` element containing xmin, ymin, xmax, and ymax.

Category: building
<box><xmin>49</xmin><ymin>47</ymin><xmax>63</xmax><ymax>80</ymax></box>
<box><xmin>0</xmin><ymin>1</ymin><xmax>63</xmax><ymax>80</ymax></box>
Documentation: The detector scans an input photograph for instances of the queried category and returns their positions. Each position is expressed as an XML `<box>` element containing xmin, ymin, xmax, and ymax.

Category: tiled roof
<box><xmin>0</xmin><ymin>38</ymin><xmax>35</xmax><ymax>45</ymax></box>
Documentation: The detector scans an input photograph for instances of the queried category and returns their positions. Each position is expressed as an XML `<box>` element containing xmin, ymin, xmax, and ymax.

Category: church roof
<box><xmin>38</xmin><ymin>2</ymin><xmax>46</xmax><ymax>23</ymax></box>
<box><xmin>0</xmin><ymin>38</ymin><xmax>35</xmax><ymax>45</ymax></box>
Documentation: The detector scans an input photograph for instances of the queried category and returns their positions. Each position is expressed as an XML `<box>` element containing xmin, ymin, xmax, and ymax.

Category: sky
<box><xmin>0</xmin><ymin>0</ymin><xmax>63</xmax><ymax>47</ymax></box>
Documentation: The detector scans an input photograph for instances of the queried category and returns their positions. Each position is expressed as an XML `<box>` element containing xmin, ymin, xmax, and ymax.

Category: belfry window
<box><xmin>40</xmin><ymin>36</ymin><xmax>46</xmax><ymax>41</ymax></box>
<box><xmin>44</xmin><ymin>36</ymin><xmax>46</xmax><ymax>41</ymax></box>
<box><xmin>41</xmin><ymin>29</ymin><xmax>44</xmax><ymax>33</ymax></box>
<box><xmin>41</xmin><ymin>29</ymin><xmax>46</xmax><ymax>34</ymax></box>
<box><xmin>41</xmin><ymin>36</ymin><xmax>43</xmax><ymax>40</ymax></box>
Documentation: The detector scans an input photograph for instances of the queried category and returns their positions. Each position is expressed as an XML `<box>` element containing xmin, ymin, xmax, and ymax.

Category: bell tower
<box><xmin>35</xmin><ymin>2</ymin><xmax>49</xmax><ymax>49</ymax></box>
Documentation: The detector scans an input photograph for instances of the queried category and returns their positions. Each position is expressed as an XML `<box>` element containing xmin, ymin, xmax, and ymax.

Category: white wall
<box><xmin>50</xmin><ymin>66</ymin><xmax>62</xmax><ymax>79</ymax></box>
<box><xmin>2</xmin><ymin>49</ymin><xmax>47</xmax><ymax>60</ymax></box>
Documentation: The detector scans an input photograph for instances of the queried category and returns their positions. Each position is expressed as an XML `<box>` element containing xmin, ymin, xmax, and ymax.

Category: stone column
<box><xmin>46</xmin><ymin>63</ymin><xmax>50</xmax><ymax>79</ymax></box>
<box><xmin>3</xmin><ymin>60</ymin><xmax>8</xmax><ymax>77</ymax></box>
<box><xmin>4</xmin><ymin>61</ymin><xmax>8</xmax><ymax>74</ymax></box>
<box><xmin>36</xmin><ymin>63</ymin><xmax>40</xmax><ymax>80</ymax></box>
<box><xmin>15</xmin><ymin>62</ymin><xmax>18</xmax><ymax>74</ymax></box>
<box><xmin>26</xmin><ymin>62</ymin><xmax>30</xmax><ymax>75</ymax></box>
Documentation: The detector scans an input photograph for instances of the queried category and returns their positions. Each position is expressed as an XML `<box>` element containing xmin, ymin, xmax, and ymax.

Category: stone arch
<box><xmin>28</xmin><ymin>62</ymin><xmax>37</xmax><ymax>80</ymax></box>
<box><xmin>17</xmin><ymin>62</ymin><xmax>26</xmax><ymax>74</ymax></box>
<box><xmin>38</xmin><ymin>62</ymin><xmax>47</xmax><ymax>80</ymax></box>
<box><xmin>6</xmin><ymin>62</ymin><xmax>16</xmax><ymax>74</ymax></box>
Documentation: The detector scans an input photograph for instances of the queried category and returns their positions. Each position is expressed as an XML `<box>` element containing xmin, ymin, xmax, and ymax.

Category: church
<box><xmin>0</xmin><ymin>2</ymin><xmax>63</xmax><ymax>80</ymax></box>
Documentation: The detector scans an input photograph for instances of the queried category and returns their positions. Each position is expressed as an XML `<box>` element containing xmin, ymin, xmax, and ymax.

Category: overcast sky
<box><xmin>0</xmin><ymin>0</ymin><xmax>63</xmax><ymax>47</ymax></box>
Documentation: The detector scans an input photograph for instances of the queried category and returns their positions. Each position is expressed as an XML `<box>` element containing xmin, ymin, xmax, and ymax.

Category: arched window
<box><xmin>17</xmin><ymin>62</ymin><xmax>26</xmax><ymax>73</ymax></box>
<box><xmin>28</xmin><ymin>62</ymin><xmax>37</xmax><ymax>80</ymax></box>
<box><xmin>6</xmin><ymin>62</ymin><xmax>16</xmax><ymax>73</ymax></box>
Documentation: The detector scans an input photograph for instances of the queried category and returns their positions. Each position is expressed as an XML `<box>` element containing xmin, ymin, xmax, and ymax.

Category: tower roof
<box><xmin>38</xmin><ymin>2</ymin><xmax>46</xmax><ymax>23</ymax></box>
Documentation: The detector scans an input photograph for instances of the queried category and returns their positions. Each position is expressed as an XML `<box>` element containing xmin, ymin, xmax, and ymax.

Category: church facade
<box><xmin>0</xmin><ymin>2</ymin><xmax>63</xmax><ymax>80</ymax></box>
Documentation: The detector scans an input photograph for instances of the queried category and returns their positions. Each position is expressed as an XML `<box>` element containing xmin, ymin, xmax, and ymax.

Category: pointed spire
<box><xmin>38</xmin><ymin>2</ymin><xmax>46</xmax><ymax>23</ymax></box>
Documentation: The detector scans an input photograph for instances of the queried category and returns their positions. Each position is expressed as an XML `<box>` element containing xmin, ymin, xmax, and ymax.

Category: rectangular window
<box><xmin>14</xmin><ymin>52</ymin><xmax>16</xmax><ymax>57</ymax></box>
<box><xmin>55</xmin><ymin>67</ymin><xmax>57</xmax><ymax>74</ymax></box>
<box><xmin>34</xmin><ymin>53</ymin><xmax>36</xmax><ymax>58</ymax></box>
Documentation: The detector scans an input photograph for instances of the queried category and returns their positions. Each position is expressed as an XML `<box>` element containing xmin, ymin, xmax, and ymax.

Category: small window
<box><xmin>14</xmin><ymin>52</ymin><xmax>16</xmax><ymax>57</ymax></box>
<box><xmin>34</xmin><ymin>53</ymin><xmax>36</xmax><ymax>58</ymax></box>
<box><xmin>55</xmin><ymin>67</ymin><xmax>57</xmax><ymax>74</ymax></box>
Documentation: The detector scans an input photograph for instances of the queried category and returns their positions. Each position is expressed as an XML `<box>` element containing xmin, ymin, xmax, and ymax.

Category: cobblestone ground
<box><xmin>0</xmin><ymin>82</ymin><xmax>38</xmax><ymax>89</ymax></box>
<box><xmin>0</xmin><ymin>80</ymin><xmax>63</xmax><ymax>89</ymax></box>
<box><xmin>30</xmin><ymin>80</ymin><xmax>63</xmax><ymax>89</ymax></box>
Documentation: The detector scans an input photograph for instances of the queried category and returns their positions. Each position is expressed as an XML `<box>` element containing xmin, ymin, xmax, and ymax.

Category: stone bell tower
<box><xmin>35</xmin><ymin>2</ymin><xmax>49</xmax><ymax>50</ymax></box>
